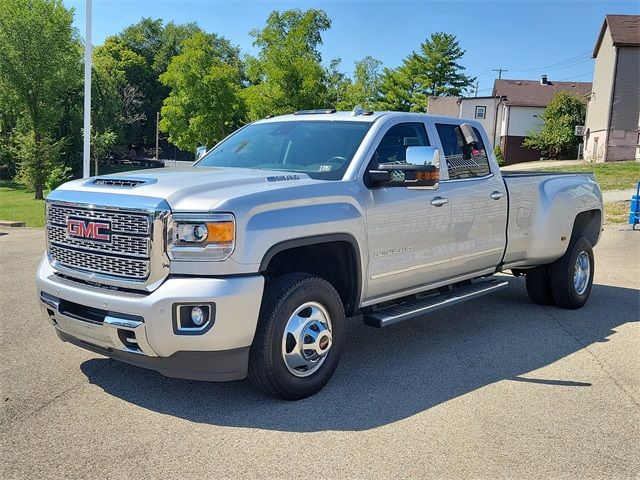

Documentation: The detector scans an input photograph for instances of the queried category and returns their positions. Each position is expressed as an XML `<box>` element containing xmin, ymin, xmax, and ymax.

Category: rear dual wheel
<box><xmin>525</xmin><ymin>236</ymin><xmax>594</xmax><ymax>309</ymax></box>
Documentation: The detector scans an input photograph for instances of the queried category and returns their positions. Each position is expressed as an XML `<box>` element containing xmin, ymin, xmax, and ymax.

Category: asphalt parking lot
<box><xmin>1</xmin><ymin>227</ymin><xmax>639</xmax><ymax>479</ymax></box>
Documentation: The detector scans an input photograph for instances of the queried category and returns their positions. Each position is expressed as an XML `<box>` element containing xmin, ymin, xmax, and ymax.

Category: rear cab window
<box><xmin>435</xmin><ymin>123</ymin><xmax>491</xmax><ymax>180</ymax></box>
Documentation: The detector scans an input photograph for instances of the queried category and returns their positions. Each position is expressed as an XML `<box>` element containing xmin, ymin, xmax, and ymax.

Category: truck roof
<box><xmin>254</xmin><ymin>110</ymin><xmax>467</xmax><ymax>124</ymax></box>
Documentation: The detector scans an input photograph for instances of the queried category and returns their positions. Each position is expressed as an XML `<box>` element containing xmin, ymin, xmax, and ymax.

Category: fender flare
<box><xmin>259</xmin><ymin>233</ymin><xmax>363</xmax><ymax>315</ymax></box>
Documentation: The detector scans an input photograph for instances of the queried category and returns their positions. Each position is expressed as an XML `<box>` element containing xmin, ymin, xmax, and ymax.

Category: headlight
<box><xmin>168</xmin><ymin>213</ymin><xmax>235</xmax><ymax>261</ymax></box>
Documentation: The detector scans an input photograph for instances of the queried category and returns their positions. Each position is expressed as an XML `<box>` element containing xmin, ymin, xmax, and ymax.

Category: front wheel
<box><xmin>248</xmin><ymin>273</ymin><xmax>345</xmax><ymax>400</ymax></box>
<box><xmin>550</xmin><ymin>236</ymin><xmax>595</xmax><ymax>309</ymax></box>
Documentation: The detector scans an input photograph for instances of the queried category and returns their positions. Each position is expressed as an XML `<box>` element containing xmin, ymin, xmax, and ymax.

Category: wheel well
<box><xmin>571</xmin><ymin>209</ymin><xmax>602</xmax><ymax>245</ymax></box>
<box><xmin>262</xmin><ymin>240</ymin><xmax>361</xmax><ymax>316</ymax></box>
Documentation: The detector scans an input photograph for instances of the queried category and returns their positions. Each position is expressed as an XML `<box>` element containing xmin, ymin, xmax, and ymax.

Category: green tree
<box><xmin>412</xmin><ymin>32</ymin><xmax>475</xmax><ymax>97</ymax></box>
<box><xmin>375</xmin><ymin>64</ymin><xmax>422</xmax><ymax>112</ymax></box>
<box><xmin>90</xmin><ymin>129</ymin><xmax>117</xmax><ymax>176</ymax></box>
<box><xmin>325</xmin><ymin>58</ymin><xmax>349</xmax><ymax>109</ymax></box>
<box><xmin>10</xmin><ymin>128</ymin><xmax>65</xmax><ymax>194</ymax></box>
<box><xmin>92</xmin><ymin>39</ymin><xmax>148</xmax><ymax>151</ymax></box>
<box><xmin>523</xmin><ymin>92</ymin><xmax>586</xmax><ymax>158</ymax></box>
<box><xmin>110</xmin><ymin>18</ymin><xmax>234</xmax><ymax>149</ymax></box>
<box><xmin>337</xmin><ymin>56</ymin><xmax>383</xmax><ymax>110</ymax></box>
<box><xmin>0</xmin><ymin>0</ymin><xmax>80</xmax><ymax>198</ymax></box>
<box><xmin>376</xmin><ymin>32</ymin><xmax>473</xmax><ymax>112</ymax></box>
<box><xmin>159</xmin><ymin>32</ymin><xmax>245</xmax><ymax>152</ymax></box>
<box><xmin>244</xmin><ymin>9</ymin><xmax>331</xmax><ymax>119</ymax></box>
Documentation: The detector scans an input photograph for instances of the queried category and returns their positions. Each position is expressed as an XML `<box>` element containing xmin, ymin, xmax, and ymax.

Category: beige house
<box><xmin>425</xmin><ymin>96</ymin><xmax>460</xmax><ymax>117</ymax></box>
<box><xmin>584</xmin><ymin>15</ymin><xmax>640</xmax><ymax>162</ymax></box>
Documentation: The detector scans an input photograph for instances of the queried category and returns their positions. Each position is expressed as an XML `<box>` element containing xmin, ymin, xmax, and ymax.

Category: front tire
<box><xmin>248</xmin><ymin>273</ymin><xmax>346</xmax><ymax>400</ymax></box>
<box><xmin>550</xmin><ymin>236</ymin><xmax>594</xmax><ymax>309</ymax></box>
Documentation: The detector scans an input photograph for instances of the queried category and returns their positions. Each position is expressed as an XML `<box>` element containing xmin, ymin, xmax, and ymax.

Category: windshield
<box><xmin>196</xmin><ymin>120</ymin><xmax>372</xmax><ymax>180</ymax></box>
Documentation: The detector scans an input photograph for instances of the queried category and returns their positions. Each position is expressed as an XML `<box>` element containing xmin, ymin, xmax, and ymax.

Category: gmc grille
<box><xmin>46</xmin><ymin>203</ymin><xmax>152</xmax><ymax>282</ymax></box>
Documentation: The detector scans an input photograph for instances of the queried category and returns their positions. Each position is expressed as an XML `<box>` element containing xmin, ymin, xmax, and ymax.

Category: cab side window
<box><xmin>371</xmin><ymin>123</ymin><xmax>431</xmax><ymax>181</ymax></box>
<box><xmin>373</xmin><ymin>123</ymin><xmax>430</xmax><ymax>165</ymax></box>
<box><xmin>435</xmin><ymin>123</ymin><xmax>491</xmax><ymax>180</ymax></box>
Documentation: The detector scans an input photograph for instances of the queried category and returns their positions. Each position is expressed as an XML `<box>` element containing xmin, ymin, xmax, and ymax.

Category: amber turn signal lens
<box><xmin>416</xmin><ymin>170</ymin><xmax>439</xmax><ymax>181</ymax></box>
<box><xmin>207</xmin><ymin>222</ymin><xmax>234</xmax><ymax>243</ymax></box>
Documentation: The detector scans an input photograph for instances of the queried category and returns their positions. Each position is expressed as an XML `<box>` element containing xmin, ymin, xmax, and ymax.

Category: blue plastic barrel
<box><xmin>629</xmin><ymin>181</ymin><xmax>640</xmax><ymax>229</ymax></box>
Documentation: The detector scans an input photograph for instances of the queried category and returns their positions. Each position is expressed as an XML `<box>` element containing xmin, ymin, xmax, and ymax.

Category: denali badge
<box><xmin>66</xmin><ymin>217</ymin><xmax>112</xmax><ymax>242</ymax></box>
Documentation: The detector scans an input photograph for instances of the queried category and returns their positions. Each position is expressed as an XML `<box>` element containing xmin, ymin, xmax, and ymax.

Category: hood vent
<box><xmin>89</xmin><ymin>177</ymin><xmax>154</xmax><ymax>188</ymax></box>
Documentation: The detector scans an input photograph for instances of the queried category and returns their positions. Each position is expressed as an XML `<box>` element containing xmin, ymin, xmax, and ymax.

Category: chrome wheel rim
<box><xmin>574</xmin><ymin>251</ymin><xmax>590</xmax><ymax>295</ymax></box>
<box><xmin>281</xmin><ymin>301</ymin><xmax>333</xmax><ymax>378</ymax></box>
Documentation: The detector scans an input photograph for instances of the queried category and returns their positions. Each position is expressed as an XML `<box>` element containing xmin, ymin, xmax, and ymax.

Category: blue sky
<box><xmin>65</xmin><ymin>0</ymin><xmax>639</xmax><ymax>95</ymax></box>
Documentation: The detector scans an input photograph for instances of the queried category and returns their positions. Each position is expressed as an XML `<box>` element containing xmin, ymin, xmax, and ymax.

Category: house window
<box><xmin>475</xmin><ymin>106</ymin><xmax>487</xmax><ymax>119</ymax></box>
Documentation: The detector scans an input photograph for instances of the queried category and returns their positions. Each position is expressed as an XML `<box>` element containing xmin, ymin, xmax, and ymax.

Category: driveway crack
<box><xmin>541</xmin><ymin>306</ymin><xmax>639</xmax><ymax>409</ymax></box>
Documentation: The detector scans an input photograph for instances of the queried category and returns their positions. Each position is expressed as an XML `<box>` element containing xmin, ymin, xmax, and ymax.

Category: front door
<box><xmin>364</xmin><ymin>121</ymin><xmax>451</xmax><ymax>302</ymax></box>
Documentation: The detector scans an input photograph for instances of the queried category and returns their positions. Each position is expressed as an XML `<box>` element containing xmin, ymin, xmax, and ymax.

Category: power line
<box><xmin>508</xmin><ymin>51</ymin><xmax>592</xmax><ymax>73</ymax></box>
<box><xmin>513</xmin><ymin>58</ymin><xmax>592</xmax><ymax>73</ymax></box>
<box><xmin>558</xmin><ymin>71</ymin><xmax>594</xmax><ymax>81</ymax></box>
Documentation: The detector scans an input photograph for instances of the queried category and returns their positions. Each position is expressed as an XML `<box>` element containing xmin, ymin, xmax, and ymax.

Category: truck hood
<box><xmin>52</xmin><ymin>166</ymin><xmax>322</xmax><ymax>211</ymax></box>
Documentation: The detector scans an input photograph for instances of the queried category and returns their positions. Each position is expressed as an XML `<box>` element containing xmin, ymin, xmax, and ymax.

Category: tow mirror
<box><xmin>459</xmin><ymin>123</ymin><xmax>478</xmax><ymax>145</ymax></box>
<box><xmin>368</xmin><ymin>146</ymin><xmax>440</xmax><ymax>188</ymax></box>
<box><xmin>196</xmin><ymin>146</ymin><xmax>207</xmax><ymax>160</ymax></box>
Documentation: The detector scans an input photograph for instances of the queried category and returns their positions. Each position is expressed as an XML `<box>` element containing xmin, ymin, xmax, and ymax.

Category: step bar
<box><xmin>363</xmin><ymin>279</ymin><xmax>509</xmax><ymax>328</ymax></box>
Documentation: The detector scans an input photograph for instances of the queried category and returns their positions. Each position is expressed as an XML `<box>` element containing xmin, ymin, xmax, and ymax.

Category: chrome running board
<box><xmin>364</xmin><ymin>279</ymin><xmax>508</xmax><ymax>328</ymax></box>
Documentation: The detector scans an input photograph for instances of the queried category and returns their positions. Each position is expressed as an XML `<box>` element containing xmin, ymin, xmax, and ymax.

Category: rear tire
<box><xmin>525</xmin><ymin>265</ymin><xmax>555</xmax><ymax>306</ymax></box>
<box><xmin>248</xmin><ymin>273</ymin><xmax>345</xmax><ymax>400</ymax></box>
<box><xmin>550</xmin><ymin>236</ymin><xmax>594</xmax><ymax>309</ymax></box>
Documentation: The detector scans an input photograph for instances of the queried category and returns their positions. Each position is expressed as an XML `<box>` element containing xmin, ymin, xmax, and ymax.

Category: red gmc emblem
<box><xmin>66</xmin><ymin>217</ymin><xmax>112</xmax><ymax>242</ymax></box>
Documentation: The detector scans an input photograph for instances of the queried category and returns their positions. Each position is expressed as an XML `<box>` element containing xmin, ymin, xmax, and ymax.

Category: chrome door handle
<box><xmin>430</xmin><ymin>196</ymin><xmax>448</xmax><ymax>207</ymax></box>
<box><xmin>490</xmin><ymin>191</ymin><xmax>505</xmax><ymax>200</ymax></box>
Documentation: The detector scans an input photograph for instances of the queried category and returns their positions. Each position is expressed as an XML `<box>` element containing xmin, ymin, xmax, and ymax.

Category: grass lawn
<box><xmin>604</xmin><ymin>201</ymin><xmax>633</xmax><ymax>224</ymax></box>
<box><xmin>0</xmin><ymin>181</ymin><xmax>49</xmax><ymax>227</ymax></box>
<box><xmin>544</xmin><ymin>161</ymin><xmax>640</xmax><ymax>191</ymax></box>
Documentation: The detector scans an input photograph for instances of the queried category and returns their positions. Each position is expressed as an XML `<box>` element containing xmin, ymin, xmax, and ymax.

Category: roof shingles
<box><xmin>593</xmin><ymin>14</ymin><xmax>640</xmax><ymax>57</ymax></box>
<box><xmin>492</xmin><ymin>79</ymin><xmax>592</xmax><ymax>107</ymax></box>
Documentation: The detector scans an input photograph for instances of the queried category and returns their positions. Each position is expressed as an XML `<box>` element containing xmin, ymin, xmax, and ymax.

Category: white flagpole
<box><xmin>82</xmin><ymin>0</ymin><xmax>92</xmax><ymax>178</ymax></box>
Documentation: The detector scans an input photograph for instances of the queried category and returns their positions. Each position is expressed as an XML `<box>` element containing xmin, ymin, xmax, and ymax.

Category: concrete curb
<box><xmin>0</xmin><ymin>220</ymin><xmax>26</xmax><ymax>227</ymax></box>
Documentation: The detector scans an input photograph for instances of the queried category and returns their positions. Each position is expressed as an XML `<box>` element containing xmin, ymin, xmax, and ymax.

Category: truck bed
<box><xmin>501</xmin><ymin>170</ymin><xmax>594</xmax><ymax>178</ymax></box>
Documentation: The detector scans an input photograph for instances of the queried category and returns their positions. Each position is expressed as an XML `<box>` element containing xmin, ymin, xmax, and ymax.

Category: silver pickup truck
<box><xmin>36</xmin><ymin>110</ymin><xmax>603</xmax><ymax>399</ymax></box>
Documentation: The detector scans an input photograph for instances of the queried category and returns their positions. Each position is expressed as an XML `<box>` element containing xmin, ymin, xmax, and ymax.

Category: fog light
<box><xmin>173</xmin><ymin>303</ymin><xmax>215</xmax><ymax>334</ymax></box>
<box><xmin>191</xmin><ymin>306</ymin><xmax>205</xmax><ymax>326</ymax></box>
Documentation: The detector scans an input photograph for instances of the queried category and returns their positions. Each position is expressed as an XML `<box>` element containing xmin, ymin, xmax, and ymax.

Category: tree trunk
<box><xmin>35</xmin><ymin>183</ymin><xmax>43</xmax><ymax>200</ymax></box>
<box><xmin>94</xmin><ymin>157</ymin><xmax>99</xmax><ymax>177</ymax></box>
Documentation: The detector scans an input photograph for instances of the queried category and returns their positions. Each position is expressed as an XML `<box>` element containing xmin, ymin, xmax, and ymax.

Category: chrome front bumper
<box><xmin>36</xmin><ymin>255</ymin><xmax>265</xmax><ymax>380</ymax></box>
<box><xmin>40</xmin><ymin>290</ymin><xmax>156</xmax><ymax>356</ymax></box>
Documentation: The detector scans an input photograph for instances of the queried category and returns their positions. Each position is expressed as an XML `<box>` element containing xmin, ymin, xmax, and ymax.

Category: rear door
<box><xmin>433</xmin><ymin>122</ymin><xmax>507</xmax><ymax>276</ymax></box>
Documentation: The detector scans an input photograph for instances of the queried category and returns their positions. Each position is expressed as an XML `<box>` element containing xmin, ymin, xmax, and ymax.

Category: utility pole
<box><xmin>493</xmin><ymin>68</ymin><xmax>508</xmax><ymax>79</ymax></box>
<box><xmin>82</xmin><ymin>0</ymin><xmax>92</xmax><ymax>178</ymax></box>
<box><xmin>474</xmin><ymin>81</ymin><xmax>479</xmax><ymax>97</ymax></box>
<box><xmin>155</xmin><ymin>111</ymin><xmax>159</xmax><ymax>160</ymax></box>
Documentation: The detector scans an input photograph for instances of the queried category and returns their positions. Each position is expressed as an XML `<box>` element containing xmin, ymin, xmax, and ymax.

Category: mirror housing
<box><xmin>196</xmin><ymin>146</ymin><xmax>207</xmax><ymax>160</ymax></box>
<box><xmin>368</xmin><ymin>146</ymin><xmax>440</xmax><ymax>188</ymax></box>
<box><xmin>459</xmin><ymin>123</ymin><xmax>478</xmax><ymax>145</ymax></box>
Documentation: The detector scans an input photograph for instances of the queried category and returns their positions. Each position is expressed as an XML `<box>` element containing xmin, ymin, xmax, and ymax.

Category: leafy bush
<box><xmin>11</xmin><ymin>129</ymin><xmax>65</xmax><ymax>198</ymax></box>
<box><xmin>46</xmin><ymin>164</ymin><xmax>72</xmax><ymax>190</ymax></box>
<box><xmin>523</xmin><ymin>91</ymin><xmax>586</xmax><ymax>159</ymax></box>
<box><xmin>494</xmin><ymin>145</ymin><xmax>505</xmax><ymax>166</ymax></box>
